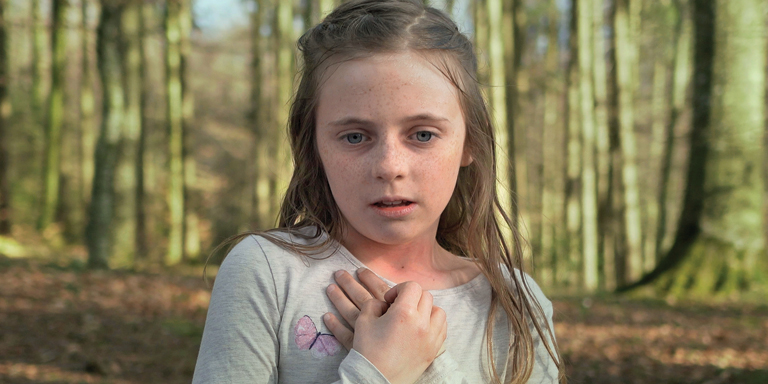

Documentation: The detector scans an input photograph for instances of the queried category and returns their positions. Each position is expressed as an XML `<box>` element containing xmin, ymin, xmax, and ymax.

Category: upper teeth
<box><xmin>381</xmin><ymin>200</ymin><xmax>404</xmax><ymax>206</ymax></box>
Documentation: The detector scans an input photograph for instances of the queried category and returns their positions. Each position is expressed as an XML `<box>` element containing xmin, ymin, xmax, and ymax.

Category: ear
<box><xmin>460</xmin><ymin>151</ymin><xmax>473</xmax><ymax>167</ymax></box>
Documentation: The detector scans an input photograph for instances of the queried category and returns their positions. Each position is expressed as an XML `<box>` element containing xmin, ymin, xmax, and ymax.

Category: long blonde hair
<box><xmin>213</xmin><ymin>0</ymin><xmax>564</xmax><ymax>382</ymax></box>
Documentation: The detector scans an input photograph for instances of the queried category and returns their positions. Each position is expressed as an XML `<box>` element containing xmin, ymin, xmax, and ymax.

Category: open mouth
<box><xmin>373</xmin><ymin>200</ymin><xmax>413</xmax><ymax>208</ymax></box>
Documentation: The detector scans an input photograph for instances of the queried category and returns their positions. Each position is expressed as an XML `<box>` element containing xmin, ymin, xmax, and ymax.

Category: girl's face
<box><xmin>315</xmin><ymin>51</ymin><xmax>472</xmax><ymax>248</ymax></box>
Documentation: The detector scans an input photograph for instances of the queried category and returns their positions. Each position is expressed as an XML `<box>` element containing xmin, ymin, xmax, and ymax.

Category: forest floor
<box><xmin>0</xmin><ymin>255</ymin><xmax>766</xmax><ymax>384</ymax></box>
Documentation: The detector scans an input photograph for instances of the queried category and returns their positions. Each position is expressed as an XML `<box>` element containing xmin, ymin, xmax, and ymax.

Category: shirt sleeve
<box><xmin>192</xmin><ymin>236</ymin><xmax>281</xmax><ymax>384</ymax></box>
<box><xmin>521</xmin><ymin>273</ymin><xmax>560</xmax><ymax>383</ymax></box>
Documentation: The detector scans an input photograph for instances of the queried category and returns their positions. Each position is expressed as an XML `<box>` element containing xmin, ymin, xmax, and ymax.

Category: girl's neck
<box><xmin>340</xmin><ymin>229</ymin><xmax>480</xmax><ymax>290</ymax></box>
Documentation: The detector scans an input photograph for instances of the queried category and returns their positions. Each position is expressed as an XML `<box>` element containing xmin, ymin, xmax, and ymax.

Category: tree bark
<box><xmin>0</xmin><ymin>0</ymin><xmax>9</xmax><ymax>234</ymax></box>
<box><xmin>80</xmin><ymin>0</ymin><xmax>96</xmax><ymax>211</ymax></box>
<box><xmin>618</xmin><ymin>0</ymin><xmax>715</xmax><ymax>292</ymax></box>
<box><xmin>111</xmin><ymin>0</ymin><xmax>143</xmax><ymax>268</ymax></box>
<box><xmin>563</xmin><ymin>0</ymin><xmax>582</xmax><ymax>288</ymax></box>
<box><xmin>613</xmin><ymin>0</ymin><xmax>643</xmax><ymax>282</ymax></box>
<box><xmin>273</xmin><ymin>0</ymin><xmax>294</xmax><ymax>218</ymax></box>
<box><xmin>87</xmin><ymin>1</ymin><xmax>125</xmax><ymax>269</ymax></box>
<box><xmin>39</xmin><ymin>0</ymin><xmax>69</xmax><ymax>231</ymax></box>
<box><xmin>180</xmin><ymin>0</ymin><xmax>200</xmax><ymax>261</ymax></box>
<box><xmin>32</xmin><ymin>0</ymin><xmax>48</xmax><ymax>139</ymax></box>
<box><xmin>166</xmin><ymin>0</ymin><xmax>185</xmax><ymax>265</ymax></box>
<box><xmin>577</xmin><ymin>0</ymin><xmax>599</xmax><ymax>291</ymax></box>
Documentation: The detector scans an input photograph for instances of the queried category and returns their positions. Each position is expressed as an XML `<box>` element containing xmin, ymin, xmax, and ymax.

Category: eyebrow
<box><xmin>328</xmin><ymin>113</ymin><xmax>450</xmax><ymax>127</ymax></box>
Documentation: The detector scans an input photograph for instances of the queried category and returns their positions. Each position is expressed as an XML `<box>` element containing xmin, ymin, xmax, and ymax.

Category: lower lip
<box><xmin>370</xmin><ymin>202</ymin><xmax>417</xmax><ymax>218</ymax></box>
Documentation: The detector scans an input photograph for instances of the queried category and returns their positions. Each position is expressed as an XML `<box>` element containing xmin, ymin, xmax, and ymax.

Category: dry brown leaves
<box><xmin>1</xmin><ymin>256</ymin><xmax>766</xmax><ymax>383</ymax></box>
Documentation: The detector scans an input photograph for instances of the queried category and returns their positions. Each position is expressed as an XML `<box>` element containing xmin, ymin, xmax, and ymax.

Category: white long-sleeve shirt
<box><xmin>192</xmin><ymin>231</ymin><xmax>559</xmax><ymax>383</ymax></box>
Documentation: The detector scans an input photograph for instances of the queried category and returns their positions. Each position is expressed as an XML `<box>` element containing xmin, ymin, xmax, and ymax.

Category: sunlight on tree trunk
<box><xmin>80</xmin><ymin>0</ymin><xmax>96</xmax><ymax>212</ymax></box>
<box><xmin>613</xmin><ymin>0</ymin><xmax>643</xmax><ymax>282</ymax></box>
<box><xmin>39</xmin><ymin>0</ymin><xmax>69</xmax><ymax>232</ymax></box>
<box><xmin>31</xmin><ymin>0</ymin><xmax>48</xmax><ymax>148</ymax></box>
<box><xmin>166</xmin><ymin>0</ymin><xmax>185</xmax><ymax>265</ymax></box>
<box><xmin>656</xmin><ymin>3</ymin><xmax>692</xmax><ymax>261</ymax></box>
<box><xmin>564</xmin><ymin>2</ymin><xmax>582</xmax><ymax>288</ymax></box>
<box><xmin>486</xmin><ymin>0</ymin><xmax>513</xmax><ymax>241</ymax></box>
<box><xmin>180</xmin><ymin>0</ymin><xmax>200</xmax><ymax>261</ymax></box>
<box><xmin>577</xmin><ymin>0</ymin><xmax>599</xmax><ymax>292</ymax></box>
<box><xmin>112</xmin><ymin>0</ymin><xmax>143</xmax><ymax>268</ymax></box>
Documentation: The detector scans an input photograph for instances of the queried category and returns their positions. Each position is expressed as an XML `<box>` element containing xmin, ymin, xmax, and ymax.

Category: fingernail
<box><xmin>327</xmin><ymin>284</ymin><xmax>336</xmax><ymax>293</ymax></box>
<box><xmin>323</xmin><ymin>313</ymin><xmax>331</xmax><ymax>321</ymax></box>
<box><xmin>356</xmin><ymin>267</ymin><xmax>367</xmax><ymax>274</ymax></box>
<box><xmin>335</xmin><ymin>270</ymin><xmax>344</xmax><ymax>278</ymax></box>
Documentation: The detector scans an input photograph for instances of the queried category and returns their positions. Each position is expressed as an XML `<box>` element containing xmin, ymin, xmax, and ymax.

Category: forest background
<box><xmin>0</xmin><ymin>0</ymin><xmax>766</xmax><ymax>383</ymax></box>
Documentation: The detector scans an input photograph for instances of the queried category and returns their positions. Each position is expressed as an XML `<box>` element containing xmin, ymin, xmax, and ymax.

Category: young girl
<box><xmin>192</xmin><ymin>0</ymin><xmax>563</xmax><ymax>383</ymax></box>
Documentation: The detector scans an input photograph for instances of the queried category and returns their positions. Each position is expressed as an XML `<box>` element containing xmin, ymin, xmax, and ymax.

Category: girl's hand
<box><xmin>325</xmin><ymin>268</ymin><xmax>391</xmax><ymax>336</ymax></box>
<box><xmin>324</xmin><ymin>271</ymin><xmax>447</xmax><ymax>384</ymax></box>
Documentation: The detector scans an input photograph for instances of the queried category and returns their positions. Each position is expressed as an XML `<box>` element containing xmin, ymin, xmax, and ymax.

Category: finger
<box><xmin>334</xmin><ymin>270</ymin><xmax>374</xmax><ymax>309</ymax></box>
<box><xmin>326</xmin><ymin>284</ymin><xmax>361</xmax><ymax>329</ymax></box>
<box><xmin>323</xmin><ymin>313</ymin><xmax>353</xmax><ymax>351</ymax></box>
<box><xmin>357</xmin><ymin>268</ymin><xmax>390</xmax><ymax>301</ymax></box>
<box><xmin>418</xmin><ymin>290</ymin><xmax>433</xmax><ymax>316</ymax></box>
<box><xmin>384</xmin><ymin>281</ymin><xmax>423</xmax><ymax>307</ymax></box>
<box><xmin>359</xmin><ymin>297</ymin><xmax>388</xmax><ymax>319</ymax></box>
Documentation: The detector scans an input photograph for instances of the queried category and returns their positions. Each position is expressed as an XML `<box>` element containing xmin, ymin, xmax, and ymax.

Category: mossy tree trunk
<box><xmin>87</xmin><ymin>1</ymin><xmax>125</xmax><ymax>269</ymax></box>
<box><xmin>665</xmin><ymin>0</ymin><xmax>766</xmax><ymax>295</ymax></box>
<box><xmin>0</xmin><ymin>0</ymin><xmax>9</xmax><ymax>234</ymax></box>
<box><xmin>39</xmin><ymin>0</ymin><xmax>69</xmax><ymax>232</ymax></box>
<box><xmin>621</xmin><ymin>0</ymin><xmax>767</xmax><ymax>297</ymax></box>
<box><xmin>655</xmin><ymin>0</ymin><xmax>692</xmax><ymax>261</ymax></box>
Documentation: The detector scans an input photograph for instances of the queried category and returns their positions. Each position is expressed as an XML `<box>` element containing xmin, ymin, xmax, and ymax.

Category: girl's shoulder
<box><xmin>501</xmin><ymin>268</ymin><xmax>553</xmax><ymax>312</ymax></box>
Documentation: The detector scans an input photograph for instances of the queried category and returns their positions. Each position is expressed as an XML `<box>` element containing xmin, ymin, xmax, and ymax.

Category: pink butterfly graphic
<box><xmin>294</xmin><ymin>315</ymin><xmax>342</xmax><ymax>358</ymax></box>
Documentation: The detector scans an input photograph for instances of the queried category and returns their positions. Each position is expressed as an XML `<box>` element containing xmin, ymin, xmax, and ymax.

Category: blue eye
<box><xmin>415</xmin><ymin>131</ymin><xmax>433</xmax><ymax>142</ymax></box>
<box><xmin>345</xmin><ymin>133</ymin><xmax>364</xmax><ymax>144</ymax></box>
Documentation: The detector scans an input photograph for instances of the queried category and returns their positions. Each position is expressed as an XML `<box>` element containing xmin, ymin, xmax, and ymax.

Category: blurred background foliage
<box><xmin>0</xmin><ymin>0</ymin><xmax>767</xmax><ymax>382</ymax></box>
<box><xmin>0</xmin><ymin>0</ymin><xmax>766</xmax><ymax>294</ymax></box>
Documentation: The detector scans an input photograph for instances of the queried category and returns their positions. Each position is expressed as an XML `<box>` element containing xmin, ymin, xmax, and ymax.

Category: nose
<box><xmin>372</xmin><ymin>135</ymin><xmax>407</xmax><ymax>182</ymax></box>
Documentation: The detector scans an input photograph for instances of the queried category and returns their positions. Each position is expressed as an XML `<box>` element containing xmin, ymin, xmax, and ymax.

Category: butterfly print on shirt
<box><xmin>293</xmin><ymin>315</ymin><xmax>342</xmax><ymax>358</ymax></box>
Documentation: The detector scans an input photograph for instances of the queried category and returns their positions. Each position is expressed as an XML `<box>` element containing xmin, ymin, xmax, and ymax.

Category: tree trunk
<box><xmin>80</xmin><ymin>0</ymin><xmax>96</xmax><ymax>212</ymax></box>
<box><xmin>32</xmin><ymin>0</ymin><xmax>48</xmax><ymax>139</ymax></box>
<box><xmin>0</xmin><ymin>0</ymin><xmax>9</xmax><ymax>235</ymax></box>
<box><xmin>111</xmin><ymin>0</ymin><xmax>143</xmax><ymax>268</ymax></box>
<box><xmin>592</xmin><ymin>0</ymin><xmax>614</xmax><ymax>290</ymax></box>
<box><xmin>619</xmin><ymin>0</ymin><xmax>715</xmax><ymax>292</ymax></box>
<box><xmin>166</xmin><ymin>0</ymin><xmax>185</xmax><ymax>265</ymax></box>
<box><xmin>39</xmin><ymin>0</ymin><xmax>69</xmax><ymax>231</ymax></box>
<box><xmin>613</xmin><ymin>0</ymin><xmax>643</xmax><ymax>282</ymax></box>
<box><xmin>577</xmin><ymin>0</ymin><xmax>599</xmax><ymax>291</ymax></box>
<box><xmin>273</xmin><ymin>0</ymin><xmax>294</xmax><ymax>218</ymax></box>
<box><xmin>485</xmin><ymin>0</ymin><xmax>513</xmax><ymax>239</ymax></box>
<box><xmin>563</xmin><ymin>0</ymin><xmax>582</xmax><ymax>288</ymax></box>
<box><xmin>87</xmin><ymin>1</ymin><xmax>125</xmax><ymax>269</ymax></box>
<box><xmin>250</xmin><ymin>0</ymin><xmax>272</xmax><ymax>229</ymax></box>
<box><xmin>657</xmin><ymin>1</ymin><xmax>692</xmax><ymax>260</ymax></box>
<box><xmin>180</xmin><ymin>0</ymin><xmax>200</xmax><ymax>261</ymax></box>
<box><xmin>539</xmin><ymin>1</ymin><xmax>563</xmax><ymax>287</ymax></box>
